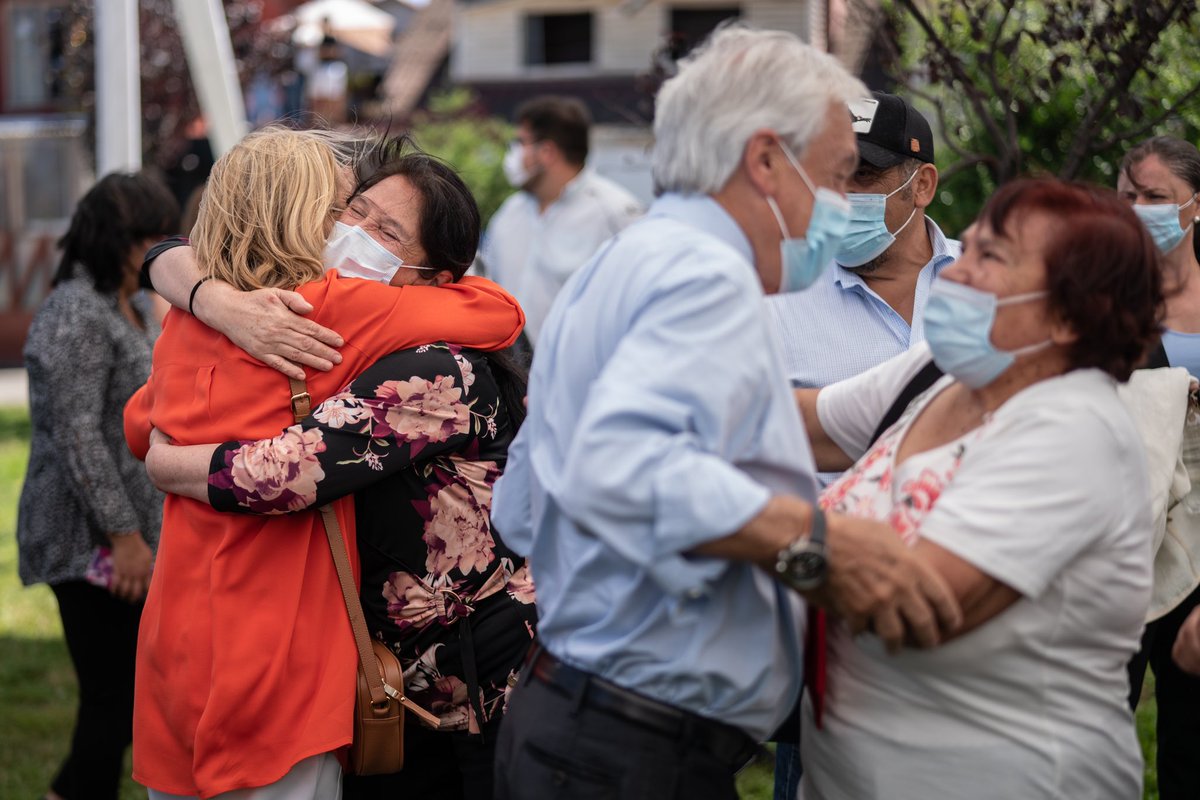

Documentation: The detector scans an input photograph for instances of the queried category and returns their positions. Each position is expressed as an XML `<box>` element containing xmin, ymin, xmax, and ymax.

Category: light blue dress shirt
<box><xmin>492</xmin><ymin>193</ymin><xmax>819</xmax><ymax>741</ymax></box>
<box><xmin>765</xmin><ymin>219</ymin><xmax>960</xmax><ymax>388</ymax></box>
<box><xmin>1163</xmin><ymin>329</ymin><xmax>1200</xmax><ymax>377</ymax></box>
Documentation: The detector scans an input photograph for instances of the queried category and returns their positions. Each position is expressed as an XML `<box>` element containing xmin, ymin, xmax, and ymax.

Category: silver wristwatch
<box><xmin>774</xmin><ymin>506</ymin><xmax>828</xmax><ymax>592</ymax></box>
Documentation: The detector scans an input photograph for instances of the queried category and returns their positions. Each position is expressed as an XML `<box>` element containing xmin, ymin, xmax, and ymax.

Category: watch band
<box><xmin>809</xmin><ymin>505</ymin><xmax>827</xmax><ymax>547</ymax></box>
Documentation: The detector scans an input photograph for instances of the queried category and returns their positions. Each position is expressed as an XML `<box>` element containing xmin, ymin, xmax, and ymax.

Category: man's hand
<box><xmin>1174</xmin><ymin>605</ymin><xmax>1200</xmax><ymax>676</ymax></box>
<box><xmin>109</xmin><ymin>533</ymin><xmax>153</xmax><ymax>603</ymax></box>
<box><xmin>195</xmin><ymin>282</ymin><xmax>344</xmax><ymax>380</ymax></box>
<box><xmin>821</xmin><ymin>513</ymin><xmax>962</xmax><ymax>652</ymax></box>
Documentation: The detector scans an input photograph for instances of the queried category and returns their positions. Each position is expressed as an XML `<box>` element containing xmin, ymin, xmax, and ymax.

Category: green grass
<box><xmin>0</xmin><ymin>407</ymin><xmax>145</xmax><ymax>799</ymax></box>
<box><xmin>0</xmin><ymin>405</ymin><xmax>1163</xmax><ymax>799</ymax></box>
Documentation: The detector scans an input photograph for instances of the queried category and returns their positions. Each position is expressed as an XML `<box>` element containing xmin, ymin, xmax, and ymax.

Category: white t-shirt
<box><xmin>480</xmin><ymin>169</ymin><xmax>642</xmax><ymax>344</ymax></box>
<box><xmin>804</xmin><ymin>344</ymin><xmax>1152</xmax><ymax>800</ymax></box>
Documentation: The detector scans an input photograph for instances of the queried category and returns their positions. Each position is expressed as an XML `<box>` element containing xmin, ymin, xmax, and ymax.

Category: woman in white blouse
<box><xmin>797</xmin><ymin>177</ymin><xmax>1163</xmax><ymax>799</ymax></box>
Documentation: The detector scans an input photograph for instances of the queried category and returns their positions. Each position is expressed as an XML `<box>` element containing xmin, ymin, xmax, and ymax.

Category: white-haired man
<box><xmin>490</xmin><ymin>28</ymin><xmax>961</xmax><ymax>799</ymax></box>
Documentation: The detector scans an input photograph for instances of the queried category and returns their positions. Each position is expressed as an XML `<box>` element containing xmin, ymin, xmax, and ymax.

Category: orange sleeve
<box><xmin>124</xmin><ymin>380</ymin><xmax>154</xmax><ymax>461</ymax></box>
<box><xmin>326</xmin><ymin>275</ymin><xmax>525</xmax><ymax>355</ymax></box>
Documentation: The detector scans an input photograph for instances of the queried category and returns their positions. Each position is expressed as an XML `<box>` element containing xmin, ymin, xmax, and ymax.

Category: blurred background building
<box><xmin>0</xmin><ymin>0</ymin><xmax>861</xmax><ymax>364</ymax></box>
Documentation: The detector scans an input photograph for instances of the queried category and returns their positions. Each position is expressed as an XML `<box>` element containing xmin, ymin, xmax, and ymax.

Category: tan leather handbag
<box><xmin>290</xmin><ymin>380</ymin><xmax>441</xmax><ymax>776</ymax></box>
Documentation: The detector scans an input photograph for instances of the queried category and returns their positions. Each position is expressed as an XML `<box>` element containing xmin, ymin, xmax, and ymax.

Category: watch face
<box><xmin>788</xmin><ymin>550</ymin><xmax>827</xmax><ymax>581</ymax></box>
<box><xmin>776</xmin><ymin>540</ymin><xmax>828</xmax><ymax>592</ymax></box>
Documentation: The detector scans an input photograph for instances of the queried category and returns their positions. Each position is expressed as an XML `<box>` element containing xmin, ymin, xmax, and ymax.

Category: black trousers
<box><xmin>50</xmin><ymin>581</ymin><xmax>142</xmax><ymax>800</ymax></box>
<box><xmin>494</xmin><ymin>667</ymin><xmax>749</xmax><ymax>800</ymax></box>
<box><xmin>342</xmin><ymin>714</ymin><xmax>502</xmax><ymax>800</ymax></box>
<box><xmin>1128</xmin><ymin>582</ymin><xmax>1200</xmax><ymax>800</ymax></box>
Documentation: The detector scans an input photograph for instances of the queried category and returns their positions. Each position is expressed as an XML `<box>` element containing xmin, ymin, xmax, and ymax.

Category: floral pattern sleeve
<box><xmin>208</xmin><ymin>344</ymin><xmax>499</xmax><ymax>514</ymax></box>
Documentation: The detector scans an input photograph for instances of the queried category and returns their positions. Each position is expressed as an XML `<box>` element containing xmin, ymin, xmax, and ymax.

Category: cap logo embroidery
<box><xmin>910</xmin><ymin>138</ymin><xmax>920</xmax><ymax>153</ymax></box>
<box><xmin>848</xmin><ymin>98</ymin><xmax>879</xmax><ymax>134</ymax></box>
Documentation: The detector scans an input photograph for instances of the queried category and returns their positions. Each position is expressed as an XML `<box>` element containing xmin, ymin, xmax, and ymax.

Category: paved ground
<box><xmin>0</xmin><ymin>369</ymin><xmax>28</xmax><ymax>408</ymax></box>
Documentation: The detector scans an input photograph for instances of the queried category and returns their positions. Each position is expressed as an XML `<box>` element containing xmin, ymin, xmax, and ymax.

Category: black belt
<box><xmin>526</xmin><ymin>645</ymin><xmax>758</xmax><ymax>770</ymax></box>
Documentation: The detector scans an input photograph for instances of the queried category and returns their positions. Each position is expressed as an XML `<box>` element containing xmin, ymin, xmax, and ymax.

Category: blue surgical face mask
<box><xmin>924</xmin><ymin>278</ymin><xmax>1050</xmax><ymax>389</ymax></box>
<box><xmin>323</xmin><ymin>221</ymin><xmax>437</xmax><ymax>283</ymax></box>
<box><xmin>835</xmin><ymin>170</ymin><xmax>919</xmax><ymax>268</ymax></box>
<box><xmin>765</xmin><ymin>142</ymin><xmax>851</xmax><ymax>293</ymax></box>
<box><xmin>1134</xmin><ymin>195</ymin><xmax>1198</xmax><ymax>255</ymax></box>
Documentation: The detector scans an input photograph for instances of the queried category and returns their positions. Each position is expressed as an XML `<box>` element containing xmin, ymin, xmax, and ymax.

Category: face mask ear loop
<box><xmin>995</xmin><ymin>289</ymin><xmax>1050</xmax><ymax>308</ymax></box>
<box><xmin>777</xmin><ymin>139</ymin><xmax>817</xmax><ymax>198</ymax></box>
<box><xmin>765</xmin><ymin>194</ymin><xmax>792</xmax><ymax>240</ymax></box>
<box><xmin>884</xmin><ymin>168</ymin><xmax>919</xmax><ymax>200</ymax></box>
<box><xmin>891</xmin><ymin>206</ymin><xmax>919</xmax><ymax>238</ymax></box>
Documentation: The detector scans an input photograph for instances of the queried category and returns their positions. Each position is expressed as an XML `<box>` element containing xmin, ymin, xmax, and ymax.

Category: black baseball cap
<box><xmin>850</xmin><ymin>92</ymin><xmax>935</xmax><ymax>169</ymax></box>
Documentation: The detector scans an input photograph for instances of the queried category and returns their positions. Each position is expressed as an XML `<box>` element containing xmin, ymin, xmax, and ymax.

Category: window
<box><xmin>525</xmin><ymin>12</ymin><xmax>593</xmax><ymax>65</ymax></box>
<box><xmin>669</xmin><ymin>7</ymin><xmax>741</xmax><ymax>55</ymax></box>
<box><xmin>5</xmin><ymin>2</ymin><xmax>69</xmax><ymax>110</ymax></box>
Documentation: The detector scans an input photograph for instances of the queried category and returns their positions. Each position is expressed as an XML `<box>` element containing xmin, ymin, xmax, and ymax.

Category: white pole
<box><xmin>171</xmin><ymin>0</ymin><xmax>248</xmax><ymax>157</ymax></box>
<box><xmin>94</xmin><ymin>0</ymin><xmax>141</xmax><ymax>174</ymax></box>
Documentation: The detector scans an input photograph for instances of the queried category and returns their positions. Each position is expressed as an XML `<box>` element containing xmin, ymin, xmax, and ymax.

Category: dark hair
<box><xmin>981</xmin><ymin>178</ymin><xmax>1164</xmax><ymax>381</ymax></box>
<box><xmin>352</xmin><ymin>135</ymin><xmax>480</xmax><ymax>280</ymax></box>
<box><xmin>353</xmin><ymin>136</ymin><xmax>528</xmax><ymax>428</ymax></box>
<box><xmin>54</xmin><ymin>172</ymin><xmax>179</xmax><ymax>293</ymax></box>
<box><xmin>855</xmin><ymin>157</ymin><xmax>923</xmax><ymax>199</ymax></box>
<box><xmin>516</xmin><ymin>96</ymin><xmax>591</xmax><ymax>166</ymax></box>
<box><xmin>1121</xmin><ymin>135</ymin><xmax>1200</xmax><ymax>261</ymax></box>
<box><xmin>484</xmin><ymin>347</ymin><xmax>528</xmax><ymax>432</ymax></box>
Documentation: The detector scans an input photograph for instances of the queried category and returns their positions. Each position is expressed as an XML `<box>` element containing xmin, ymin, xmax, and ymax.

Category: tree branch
<box><xmin>939</xmin><ymin>154</ymin><xmax>1000</xmax><ymax>182</ymax></box>
<box><xmin>1094</xmin><ymin>79</ymin><xmax>1200</xmax><ymax>154</ymax></box>
<box><xmin>895</xmin><ymin>0</ymin><xmax>1013</xmax><ymax>178</ymax></box>
<box><xmin>1060</xmin><ymin>0</ymin><xmax>1190</xmax><ymax>177</ymax></box>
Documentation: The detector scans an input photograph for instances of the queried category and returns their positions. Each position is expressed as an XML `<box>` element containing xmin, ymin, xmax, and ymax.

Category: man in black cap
<box><xmin>764</xmin><ymin>91</ymin><xmax>962</xmax><ymax>800</ymax></box>
<box><xmin>767</xmin><ymin>91</ymin><xmax>961</xmax><ymax>391</ymax></box>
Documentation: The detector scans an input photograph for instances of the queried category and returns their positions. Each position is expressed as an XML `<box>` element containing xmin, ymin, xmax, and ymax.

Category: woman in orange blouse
<box><xmin>124</xmin><ymin>129</ymin><xmax>523</xmax><ymax>799</ymax></box>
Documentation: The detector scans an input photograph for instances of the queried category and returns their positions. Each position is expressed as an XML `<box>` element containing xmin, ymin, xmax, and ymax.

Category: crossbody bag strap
<box><xmin>866</xmin><ymin>358</ymin><xmax>944</xmax><ymax>449</ymax></box>
<box><xmin>287</xmin><ymin>378</ymin><xmax>441</xmax><ymax>728</ymax></box>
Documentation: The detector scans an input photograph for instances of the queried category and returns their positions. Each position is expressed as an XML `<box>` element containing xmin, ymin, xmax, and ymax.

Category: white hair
<box><xmin>652</xmin><ymin>26</ymin><xmax>868</xmax><ymax>195</ymax></box>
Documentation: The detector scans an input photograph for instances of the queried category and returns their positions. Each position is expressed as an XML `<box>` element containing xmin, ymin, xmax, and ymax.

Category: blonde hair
<box><xmin>192</xmin><ymin>126</ymin><xmax>339</xmax><ymax>290</ymax></box>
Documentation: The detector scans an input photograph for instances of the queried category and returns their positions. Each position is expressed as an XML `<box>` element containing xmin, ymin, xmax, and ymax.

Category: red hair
<box><xmin>981</xmin><ymin>178</ymin><xmax>1165</xmax><ymax>381</ymax></box>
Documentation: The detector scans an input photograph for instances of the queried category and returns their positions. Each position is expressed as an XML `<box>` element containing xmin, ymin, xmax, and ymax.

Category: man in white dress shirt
<box><xmin>481</xmin><ymin>96</ymin><xmax>643</xmax><ymax>346</ymax></box>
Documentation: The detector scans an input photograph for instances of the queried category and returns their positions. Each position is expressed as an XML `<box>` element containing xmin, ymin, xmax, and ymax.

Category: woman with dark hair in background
<box><xmin>1118</xmin><ymin>134</ymin><xmax>1200</xmax><ymax>800</ymax></box>
<box><xmin>143</xmin><ymin>144</ymin><xmax>535</xmax><ymax>800</ymax></box>
<box><xmin>17</xmin><ymin>172</ymin><xmax>179</xmax><ymax>800</ymax></box>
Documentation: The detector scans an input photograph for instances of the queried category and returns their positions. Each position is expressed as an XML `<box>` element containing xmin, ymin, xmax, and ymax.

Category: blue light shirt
<box><xmin>491</xmin><ymin>193</ymin><xmax>819</xmax><ymax>741</ymax></box>
<box><xmin>765</xmin><ymin>218</ymin><xmax>959</xmax><ymax>388</ymax></box>
<box><xmin>1163</xmin><ymin>329</ymin><xmax>1200</xmax><ymax>378</ymax></box>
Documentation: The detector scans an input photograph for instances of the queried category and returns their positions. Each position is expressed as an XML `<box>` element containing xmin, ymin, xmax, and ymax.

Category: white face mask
<box><xmin>503</xmin><ymin>141</ymin><xmax>533</xmax><ymax>188</ymax></box>
<box><xmin>323</xmin><ymin>221</ymin><xmax>436</xmax><ymax>283</ymax></box>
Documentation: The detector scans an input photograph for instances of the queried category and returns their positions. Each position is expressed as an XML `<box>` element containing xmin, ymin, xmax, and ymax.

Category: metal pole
<box><xmin>94</xmin><ymin>0</ymin><xmax>142</xmax><ymax>174</ymax></box>
<box><xmin>172</xmin><ymin>0</ymin><xmax>248</xmax><ymax>157</ymax></box>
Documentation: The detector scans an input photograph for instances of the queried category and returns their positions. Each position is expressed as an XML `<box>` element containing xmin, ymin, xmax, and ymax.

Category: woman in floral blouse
<box><xmin>213</xmin><ymin>341</ymin><xmax>533</xmax><ymax>797</ymax></box>
<box><xmin>144</xmin><ymin>151</ymin><xmax>535</xmax><ymax>800</ymax></box>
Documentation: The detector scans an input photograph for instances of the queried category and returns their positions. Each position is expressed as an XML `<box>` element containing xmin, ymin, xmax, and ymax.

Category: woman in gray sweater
<box><xmin>17</xmin><ymin>172</ymin><xmax>177</xmax><ymax>800</ymax></box>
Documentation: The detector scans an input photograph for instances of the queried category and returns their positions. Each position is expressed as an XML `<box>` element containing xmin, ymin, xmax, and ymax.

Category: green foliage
<box><xmin>408</xmin><ymin>89</ymin><xmax>517</xmax><ymax>228</ymax></box>
<box><xmin>872</xmin><ymin>0</ymin><xmax>1200</xmax><ymax>235</ymax></box>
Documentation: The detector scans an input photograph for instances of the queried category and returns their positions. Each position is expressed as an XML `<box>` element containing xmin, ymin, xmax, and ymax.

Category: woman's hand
<box><xmin>148</xmin><ymin>426</ymin><xmax>171</xmax><ymax>449</ymax></box>
<box><xmin>194</xmin><ymin>282</ymin><xmax>345</xmax><ymax>380</ymax></box>
<box><xmin>108</xmin><ymin>533</ymin><xmax>153</xmax><ymax>603</ymax></box>
<box><xmin>1174</xmin><ymin>605</ymin><xmax>1200</xmax><ymax>676</ymax></box>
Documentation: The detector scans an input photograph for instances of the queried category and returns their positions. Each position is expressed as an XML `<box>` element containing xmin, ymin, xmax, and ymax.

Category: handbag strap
<box><xmin>288</xmin><ymin>377</ymin><xmax>441</xmax><ymax>728</ymax></box>
<box><xmin>867</xmin><ymin>358</ymin><xmax>944</xmax><ymax>449</ymax></box>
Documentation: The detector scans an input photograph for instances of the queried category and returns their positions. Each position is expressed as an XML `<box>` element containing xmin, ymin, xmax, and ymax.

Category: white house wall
<box><xmin>453</xmin><ymin>0</ymin><xmax>810</xmax><ymax>82</ymax></box>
